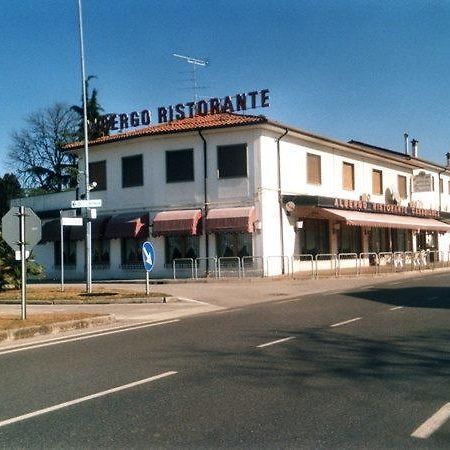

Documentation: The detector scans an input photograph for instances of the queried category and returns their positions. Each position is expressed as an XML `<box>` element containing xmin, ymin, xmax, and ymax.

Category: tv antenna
<box><xmin>173</xmin><ymin>53</ymin><xmax>208</xmax><ymax>102</ymax></box>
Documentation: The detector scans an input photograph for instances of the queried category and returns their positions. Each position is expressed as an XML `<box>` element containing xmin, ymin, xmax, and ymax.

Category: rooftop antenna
<box><xmin>173</xmin><ymin>53</ymin><xmax>208</xmax><ymax>103</ymax></box>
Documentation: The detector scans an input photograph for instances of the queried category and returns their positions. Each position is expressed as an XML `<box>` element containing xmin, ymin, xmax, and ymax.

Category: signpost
<box><xmin>142</xmin><ymin>241</ymin><xmax>156</xmax><ymax>296</ymax></box>
<box><xmin>1</xmin><ymin>206</ymin><xmax>42</xmax><ymax>320</ymax></box>
<box><xmin>70</xmin><ymin>199</ymin><xmax>102</xmax><ymax>209</ymax></box>
<box><xmin>60</xmin><ymin>214</ymin><xmax>83</xmax><ymax>292</ymax></box>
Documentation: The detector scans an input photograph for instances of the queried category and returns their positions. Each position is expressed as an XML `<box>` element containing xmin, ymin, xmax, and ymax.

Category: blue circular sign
<box><xmin>142</xmin><ymin>241</ymin><xmax>156</xmax><ymax>272</ymax></box>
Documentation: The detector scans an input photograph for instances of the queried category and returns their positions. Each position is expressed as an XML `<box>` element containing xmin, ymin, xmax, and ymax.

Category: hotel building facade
<box><xmin>13</xmin><ymin>112</ymin><xmax>450</xmax><ymax>279</ymax></box>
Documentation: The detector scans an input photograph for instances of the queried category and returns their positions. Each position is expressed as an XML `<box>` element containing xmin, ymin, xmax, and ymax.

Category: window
<box><xmin>165</xmin><ymin>236</ymin><xmax>200</xmax><ymax>264</ymax></box>
<box><xmin>216</xmin><ymin>233</ymin><xmax>252</xmax><ymax>258</ymax></box>
<box><xmin>89</xmin><ymin>161</ymin><xmax>107</xmax><ymax>191</ymax></box>
<box><xmin>448</xmin><ymin>180</ymin><xmax>450</xmax><ymax>195</ymax></box>
<box><xmin>298</xmin><ymin>219</ymin><xmax>329</xmax><ymax>255</ymax></box>
<box><xmin>217</xmin><ymin>144</ymin><xmax>247</xmax><ymax>178</ymax></box>
<box><xmin>338</xmin><ymin>225</ymin><xmax>361</xmax><ymax>254</ymax></box>
<box><xmin>54</xmin><ymin>241</ymin><xmax>77</xmax><ymax>267</ymax></box>
<box><xmin>440</xmin><ymin>178</ymin><xmax>444</xmax><ymax>194</ymax></box>
<box><xmin>342</xmin><ymin>162</ymin><xmax>355</xmax><ymax>191</ymax></box>
<box><xmin>372</xmin><ymin>169</ymin><xmax>383</xmax><ymax>195</ymax></box>
<box><xmin>166</xmin><ymin>149</ymin><xmax>194</xmax><ymax>183</ymax></box>
<box><xmin>122</xmin><ymin>154</ymin><xmax>143</xmax><ymax>187</ymax></box>
<box><xmin>307</xmin><ymin>153</ymin><xmax>321</xmax><ymax>185</ymax></box>
<box><xmin>398</xmin><ymin>175</ymin><xmax>407</xmax><ymax>199</ymax></box>
<box><xmin>93</xmin><ymin>240</ymin><xmax>110</xmax><ymax>266</ymax></box>
<box><xmin>121</xmin><ymin>238</ymin><xmax>146</xmax><ymax>265</ymax></box>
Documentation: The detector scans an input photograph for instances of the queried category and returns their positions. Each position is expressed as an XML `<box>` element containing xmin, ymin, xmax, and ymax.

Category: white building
<box><xmin>13</xmin><ymin>112</ymin><xmax>450</xmax><ymax>279</ymax></box>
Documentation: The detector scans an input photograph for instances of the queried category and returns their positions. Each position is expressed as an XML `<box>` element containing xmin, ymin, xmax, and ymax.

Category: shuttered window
<box><xmin>398</xmin><ymin>175</ymin><xmax>407</xmax><ymax>199</ymax></box>
<box><xmin>448</xmin><ymin>180</ymin><xmax>450</xmax><ymax>195</ymax></box>
<box><xmin>307</xmin><ymin>153</ymin><xmax>321</xmax><ymax>185</ymax></box>
<box><xmin>342</xmin><ymin>162</ymin><xmax>355</xmax><ymax>191</ymax></box>
<box><xmin>440</xmin><ymin>178</ymin><xmax>444</xmax><ymax>194</ymax></box>
<box><xmin>372</xmin><ymin>169</ymin><xmax>383</xmax><ymax>195</ymax></box>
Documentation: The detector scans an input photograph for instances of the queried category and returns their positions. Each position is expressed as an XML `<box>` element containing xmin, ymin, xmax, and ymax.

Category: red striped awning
<box><xmin>206</xmin><ymin>206</ymin><xmax>256</xmax><ymax>233</ymax></box>
<box><xmin>104</xmin><ymin>212</ymin><xmax>149</xmax><ymax>239</ymax></box>
<box><xmin>152</xmin><ymin>209</ymin><xmax>202</xmax><ymax>236</ymax></box>
<box><xmin>321</xmin><ymin>208</ymin><xmax>450</xmax><ymax>232</ymax></box>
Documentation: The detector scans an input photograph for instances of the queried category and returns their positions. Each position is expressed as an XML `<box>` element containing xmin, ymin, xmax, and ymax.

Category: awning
<box><xmin>104</xmin><ymin>212</ymin><xmax>149</xmax><ymax>239</ymax></box>
<box><xmin>152</xmin><ymin>209</ymin><xmax>202</xmax><ymax>237</ymax></box>
<box><xmin>206</xmin><ymin>206</ymin><xmax>256</xmax><ymax>233</ymax></box>
<box><xmin>41</xmin><ymin>219</ymin><xmax>66</xmax><ymax>242</ymax></box>
<box><xmin>71</xmin><ymin>216</ymin><xmax>111</xmax><ymax>241</ymax></box>
<box><xmin>321</xmin><ymin>208</ymin><xmax>450</xmax><ymax>232</ymax></box>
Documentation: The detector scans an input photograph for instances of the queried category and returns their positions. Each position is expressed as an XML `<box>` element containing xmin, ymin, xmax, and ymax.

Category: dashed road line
<box><xmin>411</xmin><ymin>403</ymin><xmax>450</xmax><ymax>439</ymax></box>
<box><xmin>257</xmin><ymin>336</ymin><xmax>295</xmax><ymax>348</ymax></box>
<box><xmin>389</xmin><ymin>306</ymin><xmax>404</xmax><ymax>311</ymax></box>
<box><xmin>0</xmin><ymin>371</ymin><xmax>178</xmax><ymax>428</ymax></box>
<box><xmin>330</xmin><ymin>317</ymin><xmax>362</xmax><ymax>328</ymax></box>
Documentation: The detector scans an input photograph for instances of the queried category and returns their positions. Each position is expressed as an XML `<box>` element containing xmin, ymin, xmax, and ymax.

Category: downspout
<box><xmin>438</xmin><ymin>168</ymin><xmax>446</xmax><ymax>213</ymax></box>
<box><xmin>276</xmin><ymin>128</ymin><xmax>289</xmax><ymax>274</ymax></box>
<box><xmin>198</xmin><ymin>129</ymin><xmax>209</xmax><ymax>271</ymax></box>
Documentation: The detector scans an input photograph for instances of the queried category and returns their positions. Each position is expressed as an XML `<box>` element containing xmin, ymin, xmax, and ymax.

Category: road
<box><xmin>0</xmin><ymin>272</ymin><xmax>449</xmax><ymax>449</ymax></box>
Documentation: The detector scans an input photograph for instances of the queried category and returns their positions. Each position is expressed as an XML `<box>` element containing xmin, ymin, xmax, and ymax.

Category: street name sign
<box><xmin>61</xmin><ymin>217</ymin><xmax>83</xmax><ymax>226</ymax></box>
<box><xmin>70</xmin><ymin>199</ymin><xmax>102</xmax><ymax>208</ymax></box>
<box><xmin>142</xmin><ymin>241</ymin><xmax>156</xmax><ymax>272</ymax></box>
<box><xmin>1</xmin><ymin>206</ymin><xmax>42</xmax><ymax>253</ymax></box>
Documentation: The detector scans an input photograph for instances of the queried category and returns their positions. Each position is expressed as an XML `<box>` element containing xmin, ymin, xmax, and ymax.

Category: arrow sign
<box><xmin>70</xmin><ymin>199</ymin><xmax>102</xmax><ymax>208</ymax></box>
<box><xmin>142</xmin><ymin>241</ymin><xmax>156</xmax><ymax>272</ymax></box>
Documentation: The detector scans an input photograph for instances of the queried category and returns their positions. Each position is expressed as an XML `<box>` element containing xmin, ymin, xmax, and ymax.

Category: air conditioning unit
<box><xmin>360</xmin><ymin>193</ymin><xmax>371</xmax><ymax>202</ymax></box>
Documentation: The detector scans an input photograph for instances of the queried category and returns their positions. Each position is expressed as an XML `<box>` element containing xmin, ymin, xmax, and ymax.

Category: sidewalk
<box><xmin>0</xmin><ymin>268</ymin><xmax>448</xmax><ymax>347</ymax></box>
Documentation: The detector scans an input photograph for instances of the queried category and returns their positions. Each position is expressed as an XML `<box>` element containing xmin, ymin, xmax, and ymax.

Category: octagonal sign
<box><xmin>1</xmin><ymin>207</ymin><xmax>42</xmax><ymax>252</ymax></box>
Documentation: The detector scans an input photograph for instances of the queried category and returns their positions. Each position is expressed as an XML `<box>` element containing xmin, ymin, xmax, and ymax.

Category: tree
<box><xmin>8</xmin><ymin>103</ymin><xmax>79</xmax><ymax>192</ymax></box>
<box><xmin>71</xmin><ymin>75</ymin><xmax>109</xmax><ymax>141</ymax></box>
<box><xmin>0</xmin><ymin>173</ymin><xmax>22</xmax><ymax>218</ymax></box>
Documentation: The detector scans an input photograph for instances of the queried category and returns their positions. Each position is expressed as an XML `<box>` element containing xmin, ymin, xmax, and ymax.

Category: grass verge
<box><xmin>0</xmin><ymin>313</ymin><xmax>102</xmax><ymax>331</ymax></box>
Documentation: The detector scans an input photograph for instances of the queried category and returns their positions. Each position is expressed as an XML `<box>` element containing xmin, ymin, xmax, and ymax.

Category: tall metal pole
<box><xmin>60</xmin><ymin>212</ymin><xmax>65</xmax><ymax>293</ymax></box>
<box><xmin>19</xmin><ymin>206</ymin><xmax>27</xmax><ymax>320</ymax></box>
<box><xmin>77</xmin><ymin>0</ymin><xmax>92</xmax><ymax>293</ymax></box>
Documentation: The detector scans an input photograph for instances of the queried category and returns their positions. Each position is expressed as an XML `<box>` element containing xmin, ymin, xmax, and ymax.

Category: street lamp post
<box><xmin>77</xmin><ymin>0</ymin><xmax>92</xmax><ymax>293</ymax></box>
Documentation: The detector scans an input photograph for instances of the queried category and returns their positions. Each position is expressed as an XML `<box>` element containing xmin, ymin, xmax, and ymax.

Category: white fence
<box><xmin>171</xmin><ymin>250</ymin><xmax>450</xmax><ymax>279</ymax></box>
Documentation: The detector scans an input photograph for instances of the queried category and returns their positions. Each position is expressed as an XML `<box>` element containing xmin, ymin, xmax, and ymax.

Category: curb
<box><xmin>0</xmin><ymin>296</ymin><xmax>179</xmax><ymax>306</ymax></box>
<box><xmin>0</xmin><ymin>314</ymin><xmax>116</xmax><ymax>344</ymax></box>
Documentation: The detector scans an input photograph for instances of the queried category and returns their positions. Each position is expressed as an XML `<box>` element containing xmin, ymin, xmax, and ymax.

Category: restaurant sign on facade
<box><xmin>98</xmin><ymin>89</ymin><xmax>270</xmax><ymax>132</ymax></box>
<box><xmin>333</xmin><ymin>197</ymin><xmax>440</xmax><ymax>218</ymax></box>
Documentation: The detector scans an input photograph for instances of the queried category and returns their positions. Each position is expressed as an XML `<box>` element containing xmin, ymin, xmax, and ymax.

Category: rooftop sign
<box><xmin>98</xmin><ymin>89</ymin><xmax>270</xmax><ymax>132</ymax></box>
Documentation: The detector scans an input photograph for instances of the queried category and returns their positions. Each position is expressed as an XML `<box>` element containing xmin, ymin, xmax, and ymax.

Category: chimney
<box><xmin>411</xmin><ymin>139</ymin><xmax>419</xmax><ymax>158</ymax></box>
<box><xmin>403</xmin><ymin>132</ymin><xmax>409</xmax><ymax>155</ymax></box>
<box><xmin>446</xmin><ymin>152</ymin><xmax>450</xmax><ymax>167</ymax></box>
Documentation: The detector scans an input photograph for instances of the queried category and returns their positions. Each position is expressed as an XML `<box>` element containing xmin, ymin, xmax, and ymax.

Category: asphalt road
<box><xmin>0</xmin><ymin>272</ymin><xmax>449</xmax><ymax>449</ymax></box>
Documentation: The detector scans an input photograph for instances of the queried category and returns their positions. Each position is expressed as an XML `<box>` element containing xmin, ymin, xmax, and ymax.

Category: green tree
<box><xmin>71</xmin><ymin>75</ymin><xmax>109</xmax><ymax>141</ymax></box>
<box><xmin>0</xmin><ymin>173</ymin><xmax>22</xmax><ymax>218</ymax></box>
<box><xmin>8</xmin><ymin>103</ymin><xmax>79</xmax><ymax>192</ymax></box>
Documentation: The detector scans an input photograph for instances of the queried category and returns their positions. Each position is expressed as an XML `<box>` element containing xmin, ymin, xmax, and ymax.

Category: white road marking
<box><xmin>257</xmin><ymin>336</ymin><xmax>295</xmax><ymax>348</ymax></box>
<box><xmin>0</xmin><ymin>319</ymin><xmax>180</xmax><ymax>356</ymax></box>
<box><xmin>389</xmin><ymin>306</ymin><xmax>404</xmax><ymax>311</ymax></box>
<box><xmin>389</xmin><ymin>281</ymin><xmax>402</xmax><ymax>285</ymax></box>
<box><xmin>0</xmin><ymin>371</ymin><xmax>177</xmax><ymax>428</ymax></box>
<box><xmin>330</xmin><ymin>317</ymin><xmax>362</xmax><ymax>328</ymax></box>
<box><xmin>176</xmin><ymin>297</ymin><xmax>212</xmax><ymax>306</ymax></box>
<box><xmin>411</xmin><ymin>403</ymin><xmax>450</xmax><ymax>439</ymax></box>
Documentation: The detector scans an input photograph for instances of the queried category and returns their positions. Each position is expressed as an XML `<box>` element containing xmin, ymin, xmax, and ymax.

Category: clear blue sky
<box><xmin>1</xmin><ymin>0</ymin><xmax>450</xmax><ymax>175</ymax></box>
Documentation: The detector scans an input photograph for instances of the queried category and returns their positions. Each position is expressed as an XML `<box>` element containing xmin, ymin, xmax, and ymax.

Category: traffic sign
<box><xmin>1</xmin><ymin>207</ymin><xmax>42</xmax><ymax>252</ymax></box>
<box><xmin>142</xmin><ymin>241</ymin><xmax>156</xmax><ymax>272</ymax></box>
<box><xmin>61</xmin><ymin>217</ymin><xmax>83</xmax><ymax>226</ymax></box>
<box><xmin>70</xmin><ymin>199</ymin><xmax>102</xmax><ymax>208</ymax></box>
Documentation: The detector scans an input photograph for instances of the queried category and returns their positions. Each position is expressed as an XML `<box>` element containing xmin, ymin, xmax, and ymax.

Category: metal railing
<box><xmin>172</xmin><ymin>258</ymin><xmax>195</xmax><ymax>279</ymax></box>
<box><xmin>315</xmin><ymin>253</ymin><xmax>338</xmax><ymax>278</ymax></box>
<box><xmin>171</xmin><ymin>250</ymin><xmax>450</xmax><ymax>279</ymax></box>
<box><xmin>291</xmin><ymin>254</ymin><xmax>314</xmax><ymax>278</ymax></box>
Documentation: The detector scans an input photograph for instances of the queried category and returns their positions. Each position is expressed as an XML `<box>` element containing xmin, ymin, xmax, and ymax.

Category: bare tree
<box><xmin>8</xmin><ymin>103</ymin><xmax>79</xmax><ymax>192</ymax></box>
